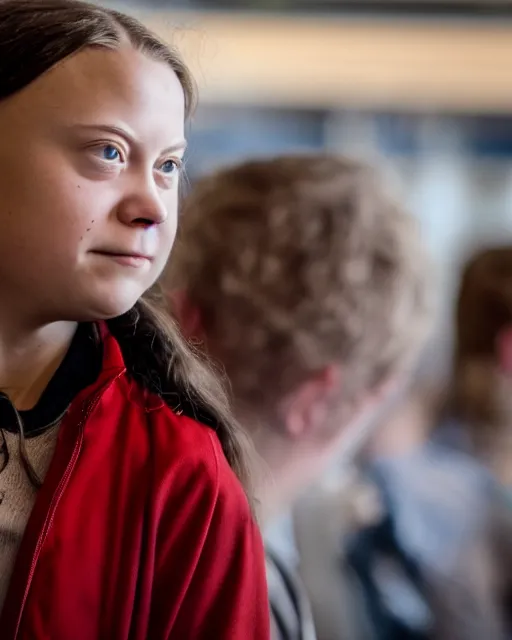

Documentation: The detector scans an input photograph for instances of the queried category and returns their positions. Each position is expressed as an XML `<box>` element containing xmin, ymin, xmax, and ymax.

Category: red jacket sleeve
<box><xmin>149</xmin><ymin>422</ymin><xmax>270</xmax><ymax>639</ymax></box>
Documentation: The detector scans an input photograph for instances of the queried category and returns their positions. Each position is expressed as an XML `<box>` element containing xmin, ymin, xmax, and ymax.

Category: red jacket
<box><xmin>0</xmin><ymin>327</ymin><xmax>270</xmax><ymax>639</ymax></box>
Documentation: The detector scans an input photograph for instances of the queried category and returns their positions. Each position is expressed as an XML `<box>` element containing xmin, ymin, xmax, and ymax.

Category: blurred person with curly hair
<box><xmin>165</xmin><ymin>154</ymin><xmax>432</xmax><ymax>640</ymax></box>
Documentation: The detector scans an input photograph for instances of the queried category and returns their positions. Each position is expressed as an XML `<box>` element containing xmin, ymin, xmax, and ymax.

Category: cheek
<box><xmin>0</xmin><ymin>144</ymin><xmax>114</xmax><ymax>273</ymax></box>
<box><xmin>2</xmin><ymin>183</ymin><xmax>113</xmax><ymax>270</ymax></box>
<box><xmin>41</xmin><ymin>184</ymin><xmax>108</xmax><ymax>251</ymax></box>
<box><xmin>3</xmin><ymin>151</ymin><xmax>100</xmax><ymax>229</ymax></box>
<box><xmin>0</xmin><ymin>179</ymin><xmax>75</xmax><ymax>251</ymax></box>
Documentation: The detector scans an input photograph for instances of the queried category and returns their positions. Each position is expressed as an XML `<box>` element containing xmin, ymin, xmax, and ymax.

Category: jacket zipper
<box><xmin>12</xmin><ymin>377</ymin><xmax>120</xmax><ymax>638</ymax></box>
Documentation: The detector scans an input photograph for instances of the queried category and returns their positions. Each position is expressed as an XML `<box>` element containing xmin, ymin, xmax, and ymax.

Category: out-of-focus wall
<box><xmin>142</xmin><ymin>11</ymin><xmax>512</xmax><ymax>114</ymax></box>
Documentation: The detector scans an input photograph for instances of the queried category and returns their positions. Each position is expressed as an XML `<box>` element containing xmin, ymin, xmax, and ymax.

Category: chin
<box><xmin>83</xmin><ymin>290</ymin><xmax>146</xmax><ymax>322</ymax></box>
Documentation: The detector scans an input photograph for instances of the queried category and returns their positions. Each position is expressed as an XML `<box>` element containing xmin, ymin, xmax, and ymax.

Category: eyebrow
<box><xmin>72</xmin><ymin>123</ymin><xmax>187</xmax><ymax>154</ymax></box>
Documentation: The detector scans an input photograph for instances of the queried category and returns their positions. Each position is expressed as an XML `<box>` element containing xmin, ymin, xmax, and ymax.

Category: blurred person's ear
<box><xmin>496</xmin><ymin>325</ymin><xmax>512</xmax><ymax>375</ymax></box>
<box><xmin>277</xmin><ymin>365</ymin><xmax>341</xmax><ymax>439</ymax></box>
<box><xmin>167</xmin><ymin>289</ymin><xmax>203</xmax><ymax>341</ymax></box>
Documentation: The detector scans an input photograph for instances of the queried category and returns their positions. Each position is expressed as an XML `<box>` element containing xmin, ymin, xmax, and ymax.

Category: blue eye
<box><xmin>102</xmin><ymin>145</ymin><xmax>121</xmax><ymax>161</ymax></box>
<box><xmin>160</xmin><ymin>159</ymin><xmax>179</xmax><ymax>175</ymax></box>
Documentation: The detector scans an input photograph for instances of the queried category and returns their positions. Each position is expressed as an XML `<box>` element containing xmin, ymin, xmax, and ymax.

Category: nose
<box><xmin>116</xmin><ymin>180</ymin><xmax>167</xmax><ymax>228</ymax></box>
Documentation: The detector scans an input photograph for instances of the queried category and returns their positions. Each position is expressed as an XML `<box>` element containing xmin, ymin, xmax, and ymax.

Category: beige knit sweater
<box><xmin>0</xmin><ymin>426</ymin><xmax>60</xmax><ymax>611</ymax></box>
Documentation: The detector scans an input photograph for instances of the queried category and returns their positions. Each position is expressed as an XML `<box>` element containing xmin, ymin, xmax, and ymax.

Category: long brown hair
<box><xmin>0</xmin><ymin>0</ymin><xmax>252</xmax><ymax>499</ymax></box>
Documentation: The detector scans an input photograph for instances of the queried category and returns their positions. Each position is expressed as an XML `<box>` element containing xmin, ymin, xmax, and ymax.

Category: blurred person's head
<box><xmin>451</xmin><ymin>246</ymin><xmax>512</xmax><ymax>483</ymax></box>
<box><xmin>166</xmin><ymin>155</ymin><xmax>432</xmax><ymax>518</ymax></box>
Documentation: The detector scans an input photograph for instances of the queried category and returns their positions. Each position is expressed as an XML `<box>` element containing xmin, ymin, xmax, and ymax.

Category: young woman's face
<box><xmin>0</xmin><ymin>46</ymin><xmax>186</xmax><ymax>324</ymax></box>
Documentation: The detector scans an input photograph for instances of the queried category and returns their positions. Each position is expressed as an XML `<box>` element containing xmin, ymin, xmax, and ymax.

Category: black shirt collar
<box><xmin>0</xmin><ymin>323</ymin><xmax>102</xmax><ymax>438</ymax></box>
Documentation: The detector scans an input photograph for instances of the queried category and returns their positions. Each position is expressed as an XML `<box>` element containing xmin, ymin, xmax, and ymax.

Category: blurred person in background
<box><xmin>165</xmin><ymin>154</ymin><xmax>432</xmax><ymax>640</ymax></box>
<box><xmin>293</xmin><ymin>382</ymin><xmax>435</xmax><ymax>640</ymax></box>
<box><xmin>325</xmin><ymin>247</ymin><xmax>512</xmax><ymax>640</ymax></box>
<box><xmin>447</xmin><ymin>246</ymin><xmax>512</xmax><ymax>485</ymax></box>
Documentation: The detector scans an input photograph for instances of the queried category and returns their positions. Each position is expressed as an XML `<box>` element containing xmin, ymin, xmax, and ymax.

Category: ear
<box><xmin>496</xmin><ymin>325</ymin><xmax>512</xmax><ymax>375</ymax></box>
<box><xmin>278</xmin><ymin>365</ymin><xmax>341</xmax><ymax>439</ymax></box>
<box><xmin>166</xmin><ymin>289</ymin><xmax>203</xmax><ymax>341</ymax></box>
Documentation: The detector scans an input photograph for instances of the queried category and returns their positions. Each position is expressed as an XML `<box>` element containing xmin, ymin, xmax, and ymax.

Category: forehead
<box><xmin>0</xmin><ymin>46</ymin><xmax>185</xmax><ymax>147</ymax></box>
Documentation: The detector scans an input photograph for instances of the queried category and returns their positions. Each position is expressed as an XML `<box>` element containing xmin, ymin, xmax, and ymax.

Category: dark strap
<box><xmin>266</xmin><ymin>549</ymin><xmax>317</xmax><ymax>640</ymax></box>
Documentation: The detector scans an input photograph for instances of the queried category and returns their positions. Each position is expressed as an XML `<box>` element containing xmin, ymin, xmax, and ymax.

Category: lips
<box><xmin>91</xmin><ymin>250</ymin><xmax>153</xmax><ymax>267</ymax></box>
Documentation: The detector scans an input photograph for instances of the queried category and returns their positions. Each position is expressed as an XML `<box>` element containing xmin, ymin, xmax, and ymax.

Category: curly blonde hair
<box><xmin>168</xmin><ymin>155</ymin><xmax>432</xmax><ymax>412</ymax></box>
